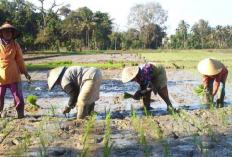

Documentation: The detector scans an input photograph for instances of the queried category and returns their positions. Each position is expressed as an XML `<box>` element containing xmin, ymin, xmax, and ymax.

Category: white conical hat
<box><xmin>197</xmin><ymin>58</ymin><xmax>222</xmax><ymax>75</ymax></box>
<box><xmin>121</xmin><ymin>66</ymin><xmax>139</xmax><ymax>83</ymax></box>
<box><xmin>47</xmin><ymin>66</ymin><xmax>65</xmax><ymax>90</ymax></box>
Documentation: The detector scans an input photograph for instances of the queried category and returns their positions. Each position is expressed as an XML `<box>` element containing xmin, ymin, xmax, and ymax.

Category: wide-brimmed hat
<box><xmin>47</xmin><ymin>66</ymin><xmax>66</xmax><ymax>90</ymax></box>
<box><xmin>0</xmin><ymin>22</ymin><xmax>20</xmax><ymax>39</ymax></box>
<box><xmin>197</xmin><ymin>58</ymin><xmax>222</xmax><ymax>75</ymax></box>
<box><xmin>121</xmin><ymin>66</ymin><xmax>139</xmax><ymax>83</ymax></box>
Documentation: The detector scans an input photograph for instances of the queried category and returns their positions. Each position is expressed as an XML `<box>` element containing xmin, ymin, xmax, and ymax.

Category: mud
<box><xmin>0</xmin><ymin>54</ymin><xmax>232</xmax><ymax>157</ymax></box>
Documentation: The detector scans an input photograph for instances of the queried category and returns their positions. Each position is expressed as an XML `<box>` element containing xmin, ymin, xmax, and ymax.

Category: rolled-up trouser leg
<box><xmin>142</xmin><ymin>92</ymin><xmax>151</xmax><ymax>110</ymax></box>
<box><xmin>157</xmin><ymin>85</ymin><xmax>173</xmax><ymax>110</ymax></box>
<box><xmin>77</xmin><ymin>70</ymin><xmax>102</xmax><ymax>119</ymax></box>
<box><xmin>9</xmin><ymin>82</ymin><xmax>25</xmax><ymax>118</ymax></box>
<box><xmin>0</xmin><ymin>85</ymin><xmax>7</xmax><ymax>117</ymax></box>
<box><xmin>216</xmin><ymin>82</ymin><xmax>225</xmax><ymax>107</ymax></box>
<box><xmin>88</xmin><ymin>103</ymin><xmax>95</xmax><ymax>115</ymax></box>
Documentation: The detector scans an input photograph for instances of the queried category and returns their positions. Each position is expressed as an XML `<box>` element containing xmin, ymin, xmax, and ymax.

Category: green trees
<box><xmin>169</xmin><ymin>19</ymin><xmax>232</xmax><ymax>49</ymax></box>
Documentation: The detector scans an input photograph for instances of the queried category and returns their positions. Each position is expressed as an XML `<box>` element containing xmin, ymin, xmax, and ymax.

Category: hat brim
<box><xmin>48</xmin><ymin>66</ymin><xmax>66</xmax><ymax>90</ymax></box>
<box><xmin>197</xmin><ymin>58</ymin><xmax>222</xmax><ymax>75</ymax></box>
<box><xmin>0</xmin><ymin>27</ymin><xmax>20</xmax><ymax>39</ymax></box>
<box><xmin>122</xmin><ymin>67</ymin><xmax>139</xmax><ymax>83</ymax></box>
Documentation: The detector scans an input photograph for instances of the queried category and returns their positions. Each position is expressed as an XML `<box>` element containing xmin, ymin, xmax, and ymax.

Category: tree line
<box><xmin>0</xmin><ymin>0</ymin><xmax>231</xmax><ymax>51</ymax></box>
<box><xmin>164</xmin><ymin>19</ymin><xmax>232</xmax><ymax>49</ymax></box>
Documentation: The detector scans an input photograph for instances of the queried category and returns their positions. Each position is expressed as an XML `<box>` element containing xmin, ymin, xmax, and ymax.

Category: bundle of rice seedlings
<box><xmin>124</xmin><ymin>92</ymin><xmax>134</xmax><ymax>99</ymax></box>
<box><xmin>193</xmin><ymin>84</ymin><xmax>204</xmax><ymax>96</ymax></box>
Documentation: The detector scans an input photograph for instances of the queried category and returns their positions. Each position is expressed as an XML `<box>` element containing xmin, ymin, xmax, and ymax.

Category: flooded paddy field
<box><xmin>1</xmin><ymin>54</ymin><xmax>232</xmax><ymax>157</ymax></box>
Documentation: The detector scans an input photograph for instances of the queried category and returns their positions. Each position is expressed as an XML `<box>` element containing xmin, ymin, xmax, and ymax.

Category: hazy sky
<box><xmin>30</xmin><ymin>0</ymin><xmax>232</xmax><ymax>35</ymax></box>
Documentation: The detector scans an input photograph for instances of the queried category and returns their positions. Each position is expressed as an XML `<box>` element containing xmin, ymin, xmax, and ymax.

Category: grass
<box><xmin>26</xmin><ymin>63</ymin><xmax>125</xmax><ymax>70</ymax></box>
<box><xmin>142</xmin><ymin>51</ymin><xmax>232</xmax><ymax>72</ymax></box>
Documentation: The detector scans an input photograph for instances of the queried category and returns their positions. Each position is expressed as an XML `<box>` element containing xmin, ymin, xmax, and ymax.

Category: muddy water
<box><xmin>1</xmin><ymin>68</ymin><xmax>232</xmax><ymax>157</ymax></box>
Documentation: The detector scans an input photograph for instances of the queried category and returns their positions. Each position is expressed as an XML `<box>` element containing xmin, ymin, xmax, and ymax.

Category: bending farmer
<box><xmin>47</xmin><ymin>66</ymin><xmax>102</xmax><ymax>119</ymax></box>
<box><xmin>0</xmin><ymin>22</ymin><xmax>31</xmax><ymax>119</ymax></box>
<box><xmin>198</xmin><ymin>58</ymin><xmax>228</xmax><ymax>107</ymax></box>
<box><xmin>122</xmin><ymin>63</ymin><xmax>174</xmax><ymax>111</ymax></box>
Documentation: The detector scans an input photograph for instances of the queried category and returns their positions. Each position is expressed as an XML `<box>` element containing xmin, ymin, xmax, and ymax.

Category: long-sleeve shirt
<box><xmin>203</xmin><ymin>64</ymin><xmax>228</xmax><ymax>95</ymax></box>
<box><xmin>61</xmin><ymin>66</ymin><xmax>98</xmax><ymax>108</ymax></box>
<box><xmin>0</xmin><ymin>40</ymin><xmax>27</xmax><ymax>85</ymax></box>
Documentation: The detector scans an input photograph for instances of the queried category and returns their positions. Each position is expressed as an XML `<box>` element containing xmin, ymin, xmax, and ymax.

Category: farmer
<box><xmin>122</xmin><ymin>62</ymin><xmax>174</xmax><ymax>111</ymax></box>
<box><xmin>47</xmin><ymin>66</ymin><xmax>102</xmax><ymax>119</ymax></box>
<box><xmin>198</xmin><ymin>58</ymin><xmax>228</xmax><ymax>107</ymax></box>
<box><xmin>0</xmin><ymin>22</ymin><xmax>31</xmax><ymax>119</ymax></box>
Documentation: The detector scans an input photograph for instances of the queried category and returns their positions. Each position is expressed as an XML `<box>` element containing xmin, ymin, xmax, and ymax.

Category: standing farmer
<box><xmin>122</xmin><ymin>63</ymin><xmax>174</xmax><ymax>111</ymax></box>
<box><xmin>198</xmin><ymin>58</ymin><xmax>228</xmax><ymax>107</ymax></box>
<box><xmin>0</xmin><ymin>22</ymin><xmax>31</xmax><ymax>118</ymax></box>
<box><xmin>47</xmin><ymin>66</ymin><xmax>102</xmax><ymax>119</ymax></box>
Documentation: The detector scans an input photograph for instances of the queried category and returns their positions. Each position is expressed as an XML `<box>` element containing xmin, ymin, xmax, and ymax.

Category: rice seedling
<box><xmin>108</xmin><ymin>59</ymin><xmax>114</xmax><ymax>65</ymax></box>
<box><xmin>103</xmin><ymin>109</ymin><xmax>114</xmax><ymax>157</ymax></box>
<box><xmin>131</xmin><ymin>106</ymin><xmax>150</xmax><ymax>157</ymax></box>
<box><xmin>81</xmin><ymin>112</ymin><xmax>97</xmax><ymax>157</ymax></box>
<box><xmin>123</xmin><ymin>92</ymin><xmax>134</xmax><ymax>99</ymax></box>
<box><xmin>172</xmin><ymin>63</ymin><xmax>180</xmax><ymax>69</ymax></box>
<box><xmin>129</xmin><ymin>61</ymin><xmax>138</xmax><ymax>66</ymax></box>
<box><xmin>193</xmin><ymin>84</ymin><xmax>204</xmax><ymax>96</ymax></box>
<box><xmin>162</xmin><ymin>139</ymin><xmax>171</xmax><ymax>157</ymax></box>
<box><xmin>26</xmin><ymin>95</ymin><xmax>40</xmax><ymax>111</ymax></box>
<box><xmin>169</xmin><ymin>107</ymin><xmax>179</xmax><ymax>123</ymax></box>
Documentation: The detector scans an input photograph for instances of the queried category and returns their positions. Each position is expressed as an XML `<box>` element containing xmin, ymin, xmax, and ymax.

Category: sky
<box><xmin>29</xmin><ymin>0</ymin><xmax>232</xmax><ymax>35</ymax></box>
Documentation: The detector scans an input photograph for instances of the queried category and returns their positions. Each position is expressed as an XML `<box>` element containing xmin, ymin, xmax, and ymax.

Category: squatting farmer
<box><xmin>0</xmin><ymin>22</ymin><xmax>31</xmax><ymax>119</ymax></box>
<box><xmin>198</xmin><ymin>58</ymin><xmax>228</xmax><ymax>107</ymax></box>
<box><xmin>47</xmin><ymin>66</ymin><xmax>102</xmax><ymax>119</ymax></box>
<box><xmin>122</xmin><ymin>62</ymin><xmax>174</xmax><ymax>111</ymax></box>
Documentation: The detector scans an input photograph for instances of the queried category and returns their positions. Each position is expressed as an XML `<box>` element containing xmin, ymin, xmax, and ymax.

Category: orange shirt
<box><xmin>0</xmin><ymin>40</ymin><xmax>27</xmax><ymax>85</ymax></box>
<box><xmin>203</xmin><ymin>64</ymin><xmax>228</xmax><ymax>95</ymax></box>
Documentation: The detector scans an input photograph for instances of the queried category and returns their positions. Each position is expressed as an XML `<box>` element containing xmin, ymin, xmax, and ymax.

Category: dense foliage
<box><xmin>0</xmin><ymin>0</ymin><xmax>231</xmax><ymax>51</ymax></box>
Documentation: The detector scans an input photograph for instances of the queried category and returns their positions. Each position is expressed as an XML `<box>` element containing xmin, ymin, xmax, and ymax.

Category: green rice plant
<box><xmin>23</xmin><ymin>130</ymin><xmax>31</xmax><ymax>152</ymax></box>
<box><xmin>144</xmin><ymin>107</ymin><xmax>163</xmax><ymax>140</ymax></box>
<box><xmin>83</xmin><ymin>112</ymin><xmax>97</xmax><ymax>145</ymax></box>
<box><xmin>103</xmin><ymin>109</ymin><xmax>114</xmax><ymax>157</ymax></box>
<box><xmin>130</xmin><ymin>61</ymin><xmax>138</xmax><ymax>66</ymax></box>
<box><xmin>169</xmin><ymin>107</ymin><xmax>179</xmax><ymax>122</ymax></box>
<box><xmin>119</xmin><ymin>60</ymin><xmax>125</xmax><ymax>68</ymax></box>
<box><xmin>193</xmin><ymin>84</ymin><xmax>204</xmax><ymax>96</ymax></box>
<box><xmin>123</xmin><ymin>92</ymin><xmax>134</xmax><ymax>99</ymax></box>
<box><xmin>172</xmin><ymin>63</ymin><xmax>180</xmax><ymax>69</ymax></box>
<box><xmin>81</xmin><ymin>112</ymin><xmax>97</xmax><ymax>157</ymax></box>
<box><xmin>15</xmin><ymin>144</ymin><xmax>23</xmax><ymax>157</ymax></box>
<box><xmin>162</xmin><ymin>139</ymin><xmax>171</xmax><ymax>157</ymax></box>
<box><xmin>48</xmin><ymin>60</ymin><xmax>72</xmax><ymax>65</ymax></box>
<box><xmin>26</xmin><ymin>95</ymin><xmax>37</xmax><ymax>105</ymax></box>
<box><xmin>108</xmin><ymin>59</ymin><xmax>114</xmax><ymax>65</ymax></box>
<box><xmin>50</xmin><ymin>105</ymin><xmax>56</xmax><ymax>117</ymax></box>
<box><xmin>26</xmin><ymin>95</ymin><xmax>40</xmax><ymax>111</ymax></box>
<box><xmin>192</xmin><ymin>133</ymin><xmax>203</xmax><ymax>153</ymax></box>
<box><xmin>131</xmin><ymin>106</ymin><xmax>150</xmax><ymax>157</ymax></box>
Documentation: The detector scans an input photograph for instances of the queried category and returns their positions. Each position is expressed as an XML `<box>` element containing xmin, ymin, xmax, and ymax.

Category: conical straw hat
<box><xmin>0</xmin><ymin>22</ymin><xmax>20</xmax><ymax>39</ymax></box>
<box><xmin>47</xmin><ymin>66</ymin><xmax>66</xmax><ymax>90</ymax></box>
<box><xmin>121</xmin><ymin>66</ymin><xmax>139</xmax><ymax>83</ymax></box>
<box><xmin>197</xmin><ymin>58</ymin><xmax>222</xmax><ymax>75</ymax></box>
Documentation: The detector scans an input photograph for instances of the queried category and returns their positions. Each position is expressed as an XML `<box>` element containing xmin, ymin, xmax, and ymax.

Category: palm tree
<box><xmin>177</xmin><ymin>20</ymin><xmax>189</xmax><ymax>48</ymax></box>
<box><xmin>77</xmin><ymin>7</ymin><xmax>96</xmax><ymax>48</ymax></box>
